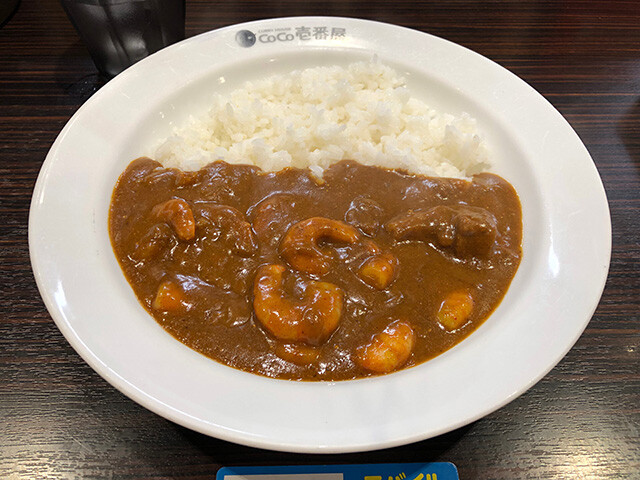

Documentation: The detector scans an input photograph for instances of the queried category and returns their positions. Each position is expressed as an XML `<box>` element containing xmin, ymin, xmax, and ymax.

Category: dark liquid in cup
<box><xmin>61</xmin><ymin>0</ymin><xmax>185</xmax><ymax>77</ymax></box>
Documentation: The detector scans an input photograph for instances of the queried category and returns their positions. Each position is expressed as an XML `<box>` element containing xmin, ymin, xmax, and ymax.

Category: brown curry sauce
<box><xmin>109</xmin><ymin>158</ymin><xmax>522</xmax><ymax>380</ymax></box>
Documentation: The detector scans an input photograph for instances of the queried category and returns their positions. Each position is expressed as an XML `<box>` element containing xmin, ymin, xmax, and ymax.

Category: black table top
<box><xmin>1</xmin><ymin>1</ymin><xmax>638</xmax><ymax>478</ymax></box>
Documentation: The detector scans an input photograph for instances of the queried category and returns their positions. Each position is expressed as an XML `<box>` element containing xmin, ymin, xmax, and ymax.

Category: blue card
<box><xmin>217</xmin><ymin>462</ymin><xmax>458</xmax><ymax>480</ymax></box>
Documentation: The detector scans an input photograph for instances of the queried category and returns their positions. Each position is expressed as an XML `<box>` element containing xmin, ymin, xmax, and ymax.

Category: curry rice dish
<box><xmin>109</xmin><ymin>158</ymin><xmax>522</xmax><ymax>381</ymax></box>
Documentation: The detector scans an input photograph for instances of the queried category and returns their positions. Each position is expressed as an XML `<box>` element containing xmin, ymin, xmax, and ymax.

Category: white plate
<box><xmin>29</xmin><ymin>17</ymin><xmax>611</xmax><ymax>453</ymax></box>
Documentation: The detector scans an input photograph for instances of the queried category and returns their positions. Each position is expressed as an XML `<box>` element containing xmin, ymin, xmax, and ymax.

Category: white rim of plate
<box><xmin>29</xmin><ymin>17</ymin><xmax>611</xmax><ymax>453</ymax></box>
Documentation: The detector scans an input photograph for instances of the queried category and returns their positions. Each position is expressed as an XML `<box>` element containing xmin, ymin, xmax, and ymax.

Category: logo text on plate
<box><xmin>236</xmin><ymin>26</ymin><xmax>347</xmax><ymax>47</ymax></box>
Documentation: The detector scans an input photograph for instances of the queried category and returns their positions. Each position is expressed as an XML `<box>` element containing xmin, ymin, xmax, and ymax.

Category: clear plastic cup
<box><xmin>61</xmin><ymin>0</ymin><xmax>185</xmax><ymax>78</ymax></box>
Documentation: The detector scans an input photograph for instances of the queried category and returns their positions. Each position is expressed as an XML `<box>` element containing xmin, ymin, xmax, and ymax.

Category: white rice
<box><xmin>154</xmin><ymin>61</ymin><xmax>490</xmax><ymax>178</ymax></box>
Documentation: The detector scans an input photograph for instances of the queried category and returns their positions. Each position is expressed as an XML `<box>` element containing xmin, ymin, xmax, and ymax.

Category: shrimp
<box><xmin>275</xmin><ymin>343</ymin><xmax>320</xmax><ymax>366</ymax></box>
<box><xmin>152</xmin><ymin>197</ymin><xmax>196</xmax><ymax>241</ymax></box>
<box><xmin>358</xmin><ymin>252</ymin><xmax>398</xmax><ymax>289</ymax></box>
<box><xmin>152</xmin><ymin>280</ymin><xmax>190</xmax><ymax>312</ymax></box>
<box><xmin>279</xmin><ymin>217</ymin><xmax>360</xmax><ymax>275</ymax></box>
<box><xmin>436</xmin><ymin>290</ymin><xmax>474</xmax><ymax>331</ymax></box>
<box><xmin>356</xmin><ymin>320</ymin><xmax>415</xmax><ymax>373</ymax></box>
<box><xmin>253</xmin><ymin>264</ymin><xmax>343</xmax><ymax>345</ymax></box>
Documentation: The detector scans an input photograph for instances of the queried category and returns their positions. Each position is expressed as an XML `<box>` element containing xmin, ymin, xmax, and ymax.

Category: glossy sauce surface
<box><xmin>109</xmin><ymin>158</ymin><xmax>522</xmax><ymax>380</ymax></box>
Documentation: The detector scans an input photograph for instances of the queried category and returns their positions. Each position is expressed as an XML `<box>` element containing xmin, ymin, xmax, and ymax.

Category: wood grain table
<box><xmin>1</xmin><ymin>1</ymin><xmax>638</xmax><ymax>478</ymax></box>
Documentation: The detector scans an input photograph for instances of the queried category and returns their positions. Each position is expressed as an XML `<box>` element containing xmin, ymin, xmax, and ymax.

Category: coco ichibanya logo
<box><xmin>236</xmin><ymin>26</ymin><xmax>347</xmax><ymax>47</ymax></box>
